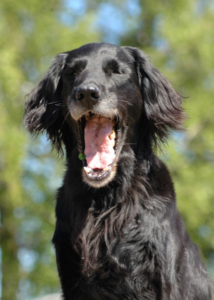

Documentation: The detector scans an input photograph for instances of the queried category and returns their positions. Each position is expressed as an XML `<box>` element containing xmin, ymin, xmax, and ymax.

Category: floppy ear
<box><xmin>124</xmin><ymin>47</ymin><xmax>185</xmax><ymax>146</ymax></box>
<box><xmin>24</xmin><ymin>53</ymin><xmax>67</xmax><ymax>151</ymax></box>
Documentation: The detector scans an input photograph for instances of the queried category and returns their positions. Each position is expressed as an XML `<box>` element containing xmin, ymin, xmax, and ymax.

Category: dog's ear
<box><xmin>124</xmin><ymin>47</ymin><xmax>185</xmax><ymax>146</ymax></box>
<box><xmin>24</xmin><ymin>53</ymin><xmax>67</xmax><ymax>151</ymax></box>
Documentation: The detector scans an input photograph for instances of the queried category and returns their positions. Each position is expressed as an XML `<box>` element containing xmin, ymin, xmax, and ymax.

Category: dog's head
<box><xmin>24</xmin><ymin>43</ymin><xmax>184</xmax><ymax>188</ymax></box>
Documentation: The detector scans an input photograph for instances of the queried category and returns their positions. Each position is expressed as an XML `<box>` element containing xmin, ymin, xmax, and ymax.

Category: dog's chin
<box><xmin>82</xmin><ymin>163</ymin><xmax>117</xmax><ymax>188</ymax></box>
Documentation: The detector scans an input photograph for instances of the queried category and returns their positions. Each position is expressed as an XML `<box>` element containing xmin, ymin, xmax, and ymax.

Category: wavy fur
<box><xmin>24</xmin><ymin>43</ymin><xmax>212</xmax><ymax>300</ymax></box>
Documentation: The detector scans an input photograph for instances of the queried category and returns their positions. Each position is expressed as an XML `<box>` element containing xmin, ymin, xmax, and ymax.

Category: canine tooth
<box><xmin>110</xmin><ymin>140</ymin><xmax>115</xmax><ymax>147</ymax></box>
<box><xmin>109</xmin><ymin>130</ymin><xmax>116</xmax><ymax>140</ymax></box>
<box><xmin>84</xmin><ymin>166</ymin><xmax>92</xmax><ymax>174</ymax></box>
<box><xmin>104</xmin><ymin>166</ymin><xmax>109</xmax><ymax>171</ymax></box>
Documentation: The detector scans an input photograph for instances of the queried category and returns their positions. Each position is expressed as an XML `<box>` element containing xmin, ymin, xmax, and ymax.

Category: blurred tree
<box><xmin>160</xmin><ymin>1</ymin><xmax>214</xmax><ymax>276</ymax></box>
<box><xmin>0</xmin><ymin>1</ymin><xmax>99</xmax><ymax>299</ymax></box>
<box><xmin>84</xmin><ymin>0</ymin><xmax>214</xmax><ymax>270</ymax></box>
<box><xmin>0</xmin><ymin>0</ymin><xmax>214</xmax><ymax>299</ymax></box>
<box><xmin>118</xmin><ymin>0</ymin><xmax>214</xmax><ymax>274</ymax></box>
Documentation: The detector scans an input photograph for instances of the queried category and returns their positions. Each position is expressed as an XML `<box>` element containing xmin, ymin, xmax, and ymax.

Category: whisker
<box><xmin>118</xmin><ymin>99</ymin><xmax>129</xmax><ymax>103</ymax></box>
<box><xmin>47</xmin><ymin>101</ymin><xmax>62</xmax><ymax>105</ymax></box>
<box><xmin>118</xmin><ymin>103</ymin><xmax>126</xmax><ymax>110</ymax></box>
<box><xmin>61</xmin><ymin>111</ymin><xmax>70</xmax><ymax>129</ymax></box>
<box><xmin>47</xmin><ymin>97</ymin><xmax>69</xmax><ymax>106</ymax></box>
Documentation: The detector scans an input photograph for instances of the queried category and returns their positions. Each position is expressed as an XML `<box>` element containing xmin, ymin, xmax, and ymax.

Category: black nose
<box><xmin>75</xmin><ymin>86</ymin><xmax>101</xmax><ymax>101</ymax></box>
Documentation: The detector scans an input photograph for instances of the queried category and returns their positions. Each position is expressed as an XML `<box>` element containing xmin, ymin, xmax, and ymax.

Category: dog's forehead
<box><xmin>65</xmin><ymin>43</ymin><xmax>133</xmax><ymax>64</ymax></box>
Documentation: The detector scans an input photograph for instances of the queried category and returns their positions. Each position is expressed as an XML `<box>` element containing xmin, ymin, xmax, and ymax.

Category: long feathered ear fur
<box><xmin>124</xmin><ymin>47</ymin><xmax>185</xmax><ymax>148</ymax></box>
<box><xmin>24</xmin><ymin>53</ymin><xmax>67</xmax><ymax>152</ymax></box>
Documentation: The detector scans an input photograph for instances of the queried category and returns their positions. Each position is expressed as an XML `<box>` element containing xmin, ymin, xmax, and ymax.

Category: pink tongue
<box><xmin>84</xmin><ymin>115</ymin><xmax>115</xmax><ymax>169</ymax></box>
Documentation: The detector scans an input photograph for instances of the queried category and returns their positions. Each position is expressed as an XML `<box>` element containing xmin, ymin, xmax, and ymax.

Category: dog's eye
<box><xmin>71</xmin><ymin>72</ymin><xmax>77</xmax><ymax>77</ymax></box>
<box><xmin>64</xmin><ymin>70</ymin><xmax>78</xmax><ymax>79</ymax></box>
<box><xmin>107</xmin><ymin>69</ymin><xmax>120</xmax><ymax>75</ymax></box>
<box><xmin>111</xmin><ymin>69</ymin><xmax>121</xmax><ymax>75</ymax></box>
<box><xmin>103</xmin><ymin>59</ymin><xmax>122</xmax><ymax>75</ymax></box>
<box><xmin>64</xmin><ymin>60</ymin><xmax>87</xmax><ymax>79</ymax></box>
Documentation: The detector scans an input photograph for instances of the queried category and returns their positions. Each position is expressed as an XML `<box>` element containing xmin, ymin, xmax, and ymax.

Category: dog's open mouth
<box><xmin>78</xmin><ymin>112</ymin><xmax>120</xmax><ymax>185</ymax></box>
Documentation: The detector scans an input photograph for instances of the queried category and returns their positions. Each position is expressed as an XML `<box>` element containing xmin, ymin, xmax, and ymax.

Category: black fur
<box><xmin>24</xmin><ymin>43</ymin><xmax>212</xmax><ymax>299</ymax></box>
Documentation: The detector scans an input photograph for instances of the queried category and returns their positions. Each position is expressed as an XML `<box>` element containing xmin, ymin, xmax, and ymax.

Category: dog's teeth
<box><xmin>110</xmin><ymin>140</ymin><xmax>115</xmax><ymax>147</ymax></box>
<box><xmin>85</xmin><ymin>114</ymin><xmax>90</xmax><ymax>121</ymax></box>
<box><xmin>84</xmin><ymin>166</ymin><xmax>92</xmax><ymax>174</ymax></box>
<box><xmin>109</xmin><ymin>130</ymin><xmax>116</xmax><ymax>140</ymax></box>
<box><xmin>103</xmin><ymin>166</ymin><xmax>109</xmax><ymax>171</ymax></box>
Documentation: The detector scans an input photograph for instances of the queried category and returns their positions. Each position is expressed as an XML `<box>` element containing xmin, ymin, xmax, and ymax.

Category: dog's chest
<box><xmin>84</xmin><ymin>217</ymin><xmax>161</xmax><ymax>299</ymax></box>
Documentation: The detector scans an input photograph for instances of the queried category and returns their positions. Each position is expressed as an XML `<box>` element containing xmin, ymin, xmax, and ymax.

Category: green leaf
<box><xmin>78</xmin><ymin>153</ymin><xmax>86</xmax><ymax>160</ymax></box>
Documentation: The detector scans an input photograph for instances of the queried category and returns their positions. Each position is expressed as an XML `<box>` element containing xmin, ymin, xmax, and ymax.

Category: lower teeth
<box><xmin>84</xmin><ymin>166</ymin><xmax>110</xmax><ymax>174</ymax></box>
<box><xmin>84</xmin><ymin>166</ymin><xmax>92</xmax><ymax>174</ymax></box>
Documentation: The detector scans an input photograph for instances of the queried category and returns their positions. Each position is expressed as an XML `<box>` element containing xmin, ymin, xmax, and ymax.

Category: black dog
<box><xmin>24</xmin><ymin>43</ymin><xmax>212</xmax><ymax>299</ymax></box>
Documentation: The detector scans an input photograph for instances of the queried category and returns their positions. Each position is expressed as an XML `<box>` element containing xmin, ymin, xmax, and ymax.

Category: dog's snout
<box><xmin>75</xmin><ymin>86</ymin><xmax>101</xmax><ymax>102</ymax></box>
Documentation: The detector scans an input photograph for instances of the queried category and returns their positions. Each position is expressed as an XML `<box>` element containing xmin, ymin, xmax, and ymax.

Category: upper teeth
<box><xmin>109</xmin><ymin>130</ymin><xmax>116</xmax><ymax>140</ymax></box>
<box><xmin>85</xmin><ymin>113</ymin><xmax>91</xmax><ymax>120</ymax></box>
<box><xmin>84</xmin><ymin>113</ymin><xmax>116</xmax><ymax>122</ymax></box>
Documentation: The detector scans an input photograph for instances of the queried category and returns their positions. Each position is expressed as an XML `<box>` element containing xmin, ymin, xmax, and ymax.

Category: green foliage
<box><xmin>0</xmin><ymin>1</ymin><xmax>99</xmax><ymax>299</ymax></box>
<box><xmin>118</xmin><ymin>0</ymin><xmax>214</xmax><ymax>271</ymax></box>
<box><xmin>158</xmin><ymin>1</ymin><xmax>214</xmax><ymax>262</ymax></box>
<box><xmin>0</xmin><ymin>0</ymin><xmax>213</xmax><ymax>299</ymax></box>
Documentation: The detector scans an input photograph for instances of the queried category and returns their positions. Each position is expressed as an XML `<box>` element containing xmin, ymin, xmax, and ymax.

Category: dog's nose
<box><xmin>75</xmin><ymin>86</ymin><xmax>101</xmax><ymax>101</ymax></box>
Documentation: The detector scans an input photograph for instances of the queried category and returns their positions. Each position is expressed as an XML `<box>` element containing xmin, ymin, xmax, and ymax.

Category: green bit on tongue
<box><xmin>78</xmin><ymin>153</ymin><xmax>86</xmax><ymax>161</ymax></box>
